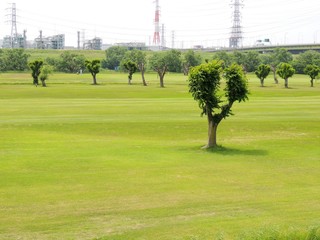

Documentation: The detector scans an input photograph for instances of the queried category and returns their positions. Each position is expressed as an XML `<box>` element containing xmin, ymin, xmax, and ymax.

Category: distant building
<box><xmin>34</xmin><ymin>34</ymin><xmax>65</xmax><ymax>49</ymax></box>
<box><xmin>83</xmin><ymin>37</ymin><xmax>102</xmax><ymax>50</ymax></box>
<box><xmin>2</xmin><ymin>33</ymin><xmax>27</xmax><ymax>49</ymax></box>
<box><xmin>115</xmin><ymin>42</ymin><xmax>147</xmax><ymax>50</ymax></box>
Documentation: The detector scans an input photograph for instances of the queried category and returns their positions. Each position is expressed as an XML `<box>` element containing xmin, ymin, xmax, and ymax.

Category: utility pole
<box><xmin>161</xmin><ymin>24</ymin><xmax>166</xmax><ymax>49</ymax></box>
<box><xmin>171</xmin><ymin>31</ymin><xmax>175</xmax><ymax>49</ymax></box>
<box><xmin>39</xmin><ymin>30</ymin><xmax>44</xmax><ymax>49</ymax></box>
<box><xmin>23</xmin><ymin>29</ymin><xmax>27</xmax><ymax>48</ymax></box>
<box><xmin>229</xmin><ymin>0</ymin><xmax>244</xmax><ymax>48</ymax></box>
<box><xmin>77</xmin><ymin>31</ymin><xmax>81</xmax><ymax>49</ymax></box>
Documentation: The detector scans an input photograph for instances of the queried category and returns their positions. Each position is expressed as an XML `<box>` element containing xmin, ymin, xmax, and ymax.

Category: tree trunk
<box><xmin>284</xmin><ymin>78</ymin><xmax>289</xmax><ymax>88</ymax></box>
<box><xmin>272</xmin><ymin>67</ymin><xmax>278</xmax><ymax>84</ymax></box>
<box><xmin>141</xmin><ymin>69</ymin><xmax>147</xmax><ymax>86</ymax></box>
<box><xmin>205</xmin><ymin>113</ymin><xmax>218</xmax><ymax>149</ymax></box>
<box><xmin>159</xmin><ymin>74</ymin><xmax>165</xmax><ymax>88</ymax></box>
<box><xmin>260</xmin><ymin>78</ymin><xmax>264</xmax><ymax>87</ymax></box>
<box><xmin>140</xmin><ymin>64</ymin><xmax>147</xmax><ymax>86</ymax></box>
<box><xmin>92</xmin><ymin>74</ymin><xmax>97</xmax><ymax>85</ymax></box>
<box><xmin>128</xmin><ymin>75</ymin><xmax>132</xmax><ymax>85</ymax></box>
<box><xmin>311</xmin><ymin>79</ymin><xmax>314</xmax><ymax>87</ymax></box>
<box><xmin>183</xmin><ymin>64</ymin><xmax>189</xmax><ymax>76</ymax></box>
<box><xmin>159</xmin><ymin>68</ymin><xmax>166</xmax><ymax>88</ymax></box>
<box><xmin>33</xmin><ymin>78</ymin><xmax>39</xmax><ymax>86</ymax></box>
<box><xmin>41</xmin><ymin>80</ymin><xmax>46</xmax><ymax>87</ymax></box>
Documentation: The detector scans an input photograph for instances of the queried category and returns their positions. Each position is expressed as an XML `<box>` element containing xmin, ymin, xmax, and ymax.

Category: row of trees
<box><xmin>255</xmin><ymin>61</ymin><xmax>320</xmax><ymax>88</ymax></box>
<box><xmin>2</xmin><ymin>47</ymin><xmax>320</xmax><ymax>76</ymax></box>
<box><xmin>52</xmin><ymin>47</ymin><xmax>320</xmax><ymax>87</ymax></box>
<box><xmin>1</xmin><ymin>47</ymin><xmax>320</xmax><ymax>88</ymax></box>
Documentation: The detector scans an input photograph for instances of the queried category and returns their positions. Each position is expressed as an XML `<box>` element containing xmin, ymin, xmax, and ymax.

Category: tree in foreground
<box><xmin>28</xmin><ymin>60</ymin><xmax>44</xmax><ymax>86</ymax></box>
<box><xmin>39</xmin><ymin>65</ymin><xmax>53</xmax><ymax>87</ymax></box>
<box><xmin>188</xmin><ymin>61</ymin><xmax>249</xmax><ymax>149</ymax></box>
<box><xmin>122</xmin><ymin>60</ymin><xmax>138</xmax><ymax>85</ymax></box>
<box><xmin>85</xmin><ymin>59</ymin><xmax>101</xmax><ymax>85</ymax></box>
<box><xmin>276</xmin><ymin>63</ymin><xmax>295</xmax><ymax>88</ymax></box>
<box><xmin>304</xmin><ymin>64</ymin><xmax>320</xmax><ymax>87</ymax></box>
<box><xmin>255</xmin><ymin>64</ymin><xmax>271</xmax><ymax>87</ymax></box>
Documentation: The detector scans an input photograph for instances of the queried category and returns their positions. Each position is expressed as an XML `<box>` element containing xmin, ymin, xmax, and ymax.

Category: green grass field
<box><xmin>25</xmin><ymin>49</ymin><xmax>106</xmax><ymax>61</ymax></box>
<box><xmin>0</xmin><ymin>72</ymin><xmax>319</xmax><ymax>239</ymax></box>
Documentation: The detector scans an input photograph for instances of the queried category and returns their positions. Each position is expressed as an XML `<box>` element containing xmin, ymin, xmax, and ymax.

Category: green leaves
<box><xmin>255</xmin><ymin>64</ymin><xmax>271</xmax><ymax>86</ymax></box>
<box><xmin>0</xmin><ymin>49</ymin><xmax>29</xmax><ymax>71</ymax></box>
<box><xmin>85</xmin><ymin>59</ymin><xmax>101</xmax><ymax>75</ymax></box>
<box><xmin>28</xmin><ymin>59</ymin><xmax>44</xmax><ymax>85</ymax></box>
<box><xmin>304</xmin><ymin>64</ymin><xmax>320</xmax><ymax>80</ymax></box>
<box><xmin>57</xmin><ymin>51</ymin><xmax>86</xmax><ymax>73</ymax></box>
<box><xmin>224</xmin><ymin>64</ymin><xmax>249</xmax><ymax>104</ymax></box>
<box><xmin>188</xmin><ymin>60</ymin><xmax>223</xmax><ymax>115</ymax></box>
<box><xmin>103</xmin><ymin>46</ymin><xmax>128</xmax><ymax>70</ymax></box>
<box><xmin>277</xmin><ymin>63</ymin><xmax>295</xmax><ymax>80</ymax></box>
<box><xmin>85</xmin><ymin>59</ymin><xmax>101</xmax><ymax>85</ymax></box>
<box><xmin>188</xmin><ymin>61</ymin><xmax>249</xmax><ymax>119</ymax></box>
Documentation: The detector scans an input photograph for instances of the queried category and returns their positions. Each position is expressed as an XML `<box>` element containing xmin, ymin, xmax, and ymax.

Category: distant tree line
<box><xmin>0</xmin><ymin>49</ymin><xmax>29</xmax><ymax>71</ymax></box>
<box><xmin>1</xmin><ymin>47</ymin><xmax>320</xmax><ymax>87</ymax></box>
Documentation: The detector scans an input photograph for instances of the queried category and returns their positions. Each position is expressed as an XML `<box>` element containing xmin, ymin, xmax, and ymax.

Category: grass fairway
<box><xmin>0</xmin><ymin>72</ymin><xmax>320</xmax><ymax>239</ymax></box>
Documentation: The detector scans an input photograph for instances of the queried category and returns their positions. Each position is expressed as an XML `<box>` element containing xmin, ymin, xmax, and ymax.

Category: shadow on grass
<box><xmin>202</xmin><ymin>145</ymin><xmax>268</xmax><ymax>156</ymax></box>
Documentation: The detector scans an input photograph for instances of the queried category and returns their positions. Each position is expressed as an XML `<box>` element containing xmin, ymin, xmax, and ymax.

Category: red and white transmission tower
<box><xmin>153</xmin><ymin>0</ymin><xmax>161</xmax><ymax>45</ymax></box>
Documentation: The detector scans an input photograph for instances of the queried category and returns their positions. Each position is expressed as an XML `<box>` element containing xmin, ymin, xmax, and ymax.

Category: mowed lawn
<box><xmin>0</xmin><ymin>72</ymin><xmax>319</xmax><ymax>239</ymax></box>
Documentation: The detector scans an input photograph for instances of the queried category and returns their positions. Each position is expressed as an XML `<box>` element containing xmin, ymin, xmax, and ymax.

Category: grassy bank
<box><xmin>0</xmin><ymin>72</ymin><xmax>319</xmax><ymax>239</ymax></box>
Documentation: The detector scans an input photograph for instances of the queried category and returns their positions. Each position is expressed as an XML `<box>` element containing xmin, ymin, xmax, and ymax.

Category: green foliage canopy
<box><xmin>149</xmin><ymin>51</ymin><xmax>168</xmax><ymax>87</ymax></box>
<box><xmin>28</xmin><ymin>60</ymin><xmax>44</xmax><ymax>86</ymax></box>
<box><xmin>188</xmin><ymin>61</ymin><xmax>249</xmax><ymax>148</ymax></box>
<box><xmin>304</xmin><ymin>64</ymin><xmax>320</xmax><ymax>87</ymax></box>
<box><xmin>102</xmin><ymin>46</ymin><xmax>128</xmax><ymax>70</ymax></box>
<box><xmin>0</xmin><ymin>49</ymin><xmax>30</xmax><ymax>71</ymax></box>
<box><xmin>39</xmin><ymin>65</ymin><xmax>53</xmax><ymax>87</ymax></box>
<box><xmin>85</xmin><ymin>59</ymin><xmax>101</xmax><ymax>85</ymax></box>
<box><xmin>122</xmin><ymin>60</ymin><xmax>138</xmax><ymax>84</ymax></box>
<box><xmin>182</xmin><ymin>50</ymin><xmax>202</xmax><ymax>75</ymax></box>
<box><xmin>165</xmin><ymin>49</ymin><xmax>182</xmax><ymax>73</ymax></box>
<box><xmin>255</xmin><ymin>64</ymin><xmax>271</xmax><ymax>87</ymax></box>
<box><xmin>293</xmin><ymin>50</ymin><xmax>320</xmax><ymax>74</ymax></box>
<box><xmin>277</xmin><ymin>63</ymin><xmax>295</xmax><ymax>88</ymax></box>
<box><xmin>262</xmin><ymin>48</ymin><xmax>293</xmax><ymax>83</ymax></box>
<box><xmin>53</xmin><ymin>51</ymin><xmax>86</xmax><ymax>73</ymax></box>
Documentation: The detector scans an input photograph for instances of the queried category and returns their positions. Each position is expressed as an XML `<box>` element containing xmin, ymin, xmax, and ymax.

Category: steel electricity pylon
<box><xmin>229</xmin><ymin>0</ymin><xmax>244</xmax><ymax>48</ymax></box>
<box><xmin>7</xmin><ymin>3</ymin><xmax>18</xmax><ymax>48</ymax></box>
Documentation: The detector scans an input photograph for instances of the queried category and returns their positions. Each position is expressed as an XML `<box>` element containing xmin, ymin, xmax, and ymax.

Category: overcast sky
<box><xmin>0</xmin><ymin>0</ymin><xmax>319</xmax><ymax>48</ymax></box>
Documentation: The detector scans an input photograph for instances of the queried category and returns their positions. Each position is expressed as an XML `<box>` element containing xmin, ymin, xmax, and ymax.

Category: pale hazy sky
<box><xmin>0</xmin><ymin>0</ymin><xmax>319</xmax><ymax>48</ymax></box>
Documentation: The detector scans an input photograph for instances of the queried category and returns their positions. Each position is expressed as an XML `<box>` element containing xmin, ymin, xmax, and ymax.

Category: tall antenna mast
<box><xmin>153</xmin><ymin>0</ymin><xmax>161</xmax><ymax>45</ymax></box>
<box><xmin>229</xmin><ymin>0</ymin><xmax>244</xmax><ymax>48</ymax></box>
